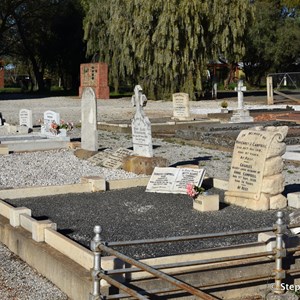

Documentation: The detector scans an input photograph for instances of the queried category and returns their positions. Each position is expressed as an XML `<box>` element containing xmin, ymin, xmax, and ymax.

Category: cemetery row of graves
<box><xmin>1</xmin><ymin>80</ymin><xmax>300</xmax><ymax>299</ymax></box>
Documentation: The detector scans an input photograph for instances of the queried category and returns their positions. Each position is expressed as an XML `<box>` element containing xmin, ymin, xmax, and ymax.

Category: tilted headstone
<box><xmin>146</xmin><ymin>167</ymin><xmax>206</xmax><ymax>194</ymax></box>
<box><xmin>102</xmin><ymin>148</ymin><xmax>133</xmax><ymax>169</ymax></box>
<box><xmin>131</xmin><ymin>85</ymin><xmax>153</xmax><ymax>157</ymax></box>
<box><xmin>81</xmin><ymin>87</ymin><xmax>98</xmax><ymax>151</ymax></box>
<box><xmin>172</xmin><ymin>93</ymin><xmax>192</xmax><ymax>120</ymax></box>
<box><xmin>19</xmin><ymin>109</ymin><xmax>33</xmax><ymax>128</ymax></box>
<box><xmin>225</xmin><ymin>126</ymin><xmax>288</xmax><ymax>210</ymax></box>
<box><xmin>230</xmin><ymin>80</ymin><xmax>253</xmax><ymax>123</ymax></box>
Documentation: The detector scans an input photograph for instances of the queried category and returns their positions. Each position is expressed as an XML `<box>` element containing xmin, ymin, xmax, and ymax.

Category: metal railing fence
<box><xmin>89</xmin><ymin>212</ymin><xmax>300</xmax><ymax>299</ymax></box>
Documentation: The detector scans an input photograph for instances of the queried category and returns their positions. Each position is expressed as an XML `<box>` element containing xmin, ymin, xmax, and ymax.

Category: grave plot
<box><xmin>175</xmin><ymin>121</ymin><xmax>300</xmax><ymax>151</ymax></box>
<box><xmin>3</xmin><ymin>186</ymin><xmax>293</xmax><ymax>260</ymax></box>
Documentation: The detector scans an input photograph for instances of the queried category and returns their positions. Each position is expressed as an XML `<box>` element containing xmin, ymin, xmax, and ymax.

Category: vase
<box><xmin>58</xmin><ymin>128</ymin><xmax>67</xmax><ymax>137</ymax></box>
<box><xmin>193</xmin><ymin>194</ymin><xmax>220</xmax><ymax>212</ymax></box>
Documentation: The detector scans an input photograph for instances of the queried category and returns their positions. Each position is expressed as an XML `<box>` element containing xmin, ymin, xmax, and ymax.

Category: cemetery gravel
<box><xmin>0</xmin><ymin>96</ymin><xmax>300</xmax><ymax>299</ymax></box>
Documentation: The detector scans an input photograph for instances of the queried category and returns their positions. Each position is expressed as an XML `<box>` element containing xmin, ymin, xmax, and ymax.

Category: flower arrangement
<box><xmin>186</xmin><ymin>183</ymin><xmax>205</xmax><ymax>200</ymax></box>
<box><xmin>49</xmin><ymin>120</ymin><xmax>73</xmax><ymax>135</ymax></box>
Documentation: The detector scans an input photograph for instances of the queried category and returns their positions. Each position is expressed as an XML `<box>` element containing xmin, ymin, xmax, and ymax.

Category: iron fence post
<box><xmin>273</xmin><ymin>211</ymin><xmax>286</xmax><ymax>294</ymax></box>
<box><xmin>89</xmin><ymin>225</ymin><xmax>103</xmax><ymax>300</ymax></box>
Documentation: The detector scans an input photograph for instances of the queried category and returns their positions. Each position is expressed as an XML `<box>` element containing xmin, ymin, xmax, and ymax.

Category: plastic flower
<box><xmin>49</xmin><ymin>121</ymin><xmax>73</xmax><ymax>134</ymax></box>
<box><xmin>186</xmin><ymin>183</ymin><xmax>205</xmax><ymax>199</ymax></box>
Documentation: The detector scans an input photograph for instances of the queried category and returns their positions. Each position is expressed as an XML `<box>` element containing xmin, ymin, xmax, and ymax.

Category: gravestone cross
<box><xmin>131</xmin><ymin>84</ymin><xmax>147</xmax><ymax>114</ymax></box>
<box><xmin>230</xmin><ymin>80</ymin><xmax>253</xmax><ymax>123</ymax></box>
<box><xmin>235</xmin><ymin>80</ymin><xmax>247</xmax><ymax>110</ymax></box>
<box><xmin>131</xmin><ymin>85</ymin><xmax>153</xmax><ymax>157</ymax></box>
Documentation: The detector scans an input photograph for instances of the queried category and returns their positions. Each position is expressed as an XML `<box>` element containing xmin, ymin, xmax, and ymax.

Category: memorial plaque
<box><xmin>146</xmin><ymin>167</ymin><xmax>206</xmax><ymax>194</ymax></box>
<box><xmin>19</xmin><ymin>109</ymin><xmax>33</xmax><ymax>128</ymax></box>
<box><xmin>102</xmin><ymin>148</ymin><xmax>133</xmax><ymax>169</ymax></box>
<box><xmin>228</xmin><ymin>130</ymin><xmax>273</xmax><ymax>195</ymax></box>
<box><xmin>172</xmin><ymin>93</ymin><xmax>191</xmax><ymax>120</ymax></box>
<box><xmin>88</xmin><ymin>148</ymin><xmax>133</xmax><ymax>169</ymax></box>
<box><xmin>88</xmin><ymin>150</ymin><xmax>113</xmax><ymax>166</ymax></box>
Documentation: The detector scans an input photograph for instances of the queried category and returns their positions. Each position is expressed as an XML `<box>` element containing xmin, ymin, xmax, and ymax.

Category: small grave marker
<box><xmin>19</xmin><ymin>109</ymin><xmax>33</xmax><ymax>128</ymax></box>
<box><xmin>41</xmin><ymin>110</ymin><xmax>60</xmax><ymax>136</ymax></box>
<box><xmin>146</xmin><ymin>167</ymin><xmax>206</xmax><ymax>194</ymax></box>
<box><xmin>172</xmin><ymin>93</ymin><xmax>192</xmax><ymax>120</ymax></box>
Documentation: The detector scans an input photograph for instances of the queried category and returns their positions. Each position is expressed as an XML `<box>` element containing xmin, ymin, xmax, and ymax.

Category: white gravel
<box><xmin>0</xmin><ymin>95</ymin><xmax>300</xmax><ymax>299</ymax></box>
<box><xmin>0</xmin><ymin>242</ymin><xmax>68</xmax><ymax>300</ymax></box>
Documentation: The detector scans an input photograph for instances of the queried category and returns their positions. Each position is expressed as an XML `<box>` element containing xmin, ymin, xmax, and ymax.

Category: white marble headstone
<box><xmin>44</xmin><ymin>110</ymin><xmax>60</xmax><ymax>127</ymax></box>
<box><xmin>19</xmin><ymin>109</ymin><xmax>33</xmax><ymax>128</ymax></box>
<box><xmin>131</xmin><ymin>85</ymin><xmax>153</xmax><ymax>157</ymax></box>
<box><xmin>81</xmin><ymin>87</ymin><xmax>98</xmax><ymax>151</ymax></box>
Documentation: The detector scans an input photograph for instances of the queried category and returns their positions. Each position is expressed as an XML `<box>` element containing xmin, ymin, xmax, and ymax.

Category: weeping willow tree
<box><xmin>82</xmin><ymin>0</ymin><xmax>254</xmax><ymax>99</ymax></box>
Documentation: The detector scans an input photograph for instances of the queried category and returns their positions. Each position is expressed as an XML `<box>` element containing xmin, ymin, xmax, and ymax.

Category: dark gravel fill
<box><xmin>5</xmin><ymin>187</ymin><xmax>294</xmax><ymax>259</ymax></box>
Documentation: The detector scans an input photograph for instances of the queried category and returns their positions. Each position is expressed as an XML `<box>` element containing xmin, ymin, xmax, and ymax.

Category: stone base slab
<box><xmin>225</xmin><ymin>194</ymin><xmax>269</xmax><ymax>211</ymax></box>
<box><xmin>288</xmin><ymin>192</ymin><xmax>300</xmax><ymax>208</ymax></box>
<box><xmin>225</xmin><ymin>193</ymin><xmax>287</xmax><ymax>211</ymax></box>
<box><xmin>0</xmin><ymin>144</ymin><xmax>9</xmax><ymax>155</ymax></box>
<box><xmin>230</xmin><ymin>109</ymin><xmax>254</xmax><ymax>123</ymax></box>
<box><xmin>123</xmin><ymin>155</ymin><xmax>168</xmax><ymax>175</ymax></box>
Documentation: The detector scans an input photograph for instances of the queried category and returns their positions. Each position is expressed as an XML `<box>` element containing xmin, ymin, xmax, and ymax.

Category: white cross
<box><xmin>131</xmin><ymin>85</ymin><xmax>147</xmax><ymax>114</ymax></box>
<box><xmin>235</xmin><ymin>80</ymin><xmax>246</xmax><ymax>109</ymax></box>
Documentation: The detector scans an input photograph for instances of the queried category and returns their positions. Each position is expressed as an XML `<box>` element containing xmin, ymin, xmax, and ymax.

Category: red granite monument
<box><xmin>79</xmin><ymin>63</ymin><xmax>109</xmax><ymax>99</ymax></box>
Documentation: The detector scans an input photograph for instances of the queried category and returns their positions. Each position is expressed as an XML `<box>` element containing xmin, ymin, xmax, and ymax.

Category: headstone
<box><xmin>19</xmin><ymin>109</ymin><xmax>33</xmax><ymax>128</ymax></box>
<box><xmin>0</xmin><ymin>65</ymin><xmax>4</xmax><ymax>88</ymax></box>
<box><xmin>81</xmin><ymin>87</ymin><xmax>98</xmax><ymax>151</ymax></box>
<box><xmin>102</xmin><ymin>148</ymin><xmax>133</xmax><ymax>169</ymax></box>
<box><xmin>44</xmin><ymin>110</ymin><xmax>60</xmax><ymax>127</ymax></box>
<box><xmin>88</xmin><ymin>149</ymin><xmax>113</xmax><ymax>166</ymax></box>
<box><xmin>146</xmin><ymin>167</ymin><xmax>206</xmax><ymax>194</ymax></box>
<box><xmin>225</xmin><ymin>126</ymin><xmax>288</xmax><ymax>210</ymax></box>
<box><xmin>172</xmin><ymin>93</ymin><xmax>192</xmax><ymax>120</ymax></box>
<box><xmin>0</xmin><ymin>113</ymin><xmax>4</xmax><ymax>126</ymax></box>
<box><xmin>230</xmin><ymin>80</ymin><xmax>254</xmax><ymax>123</ymax></box>
<box><xmin>41</xmin><ymin>110</ymin><xmax>60</xmax><ymax>136</ymax></box>
<box><xmin>131</xmin><ymin>85</ymin><xmax>153</xmax><ymax>157</ymax></box>
<box><xmin>79</xmin><ymin>63</ymin><xmax>109</xmax><ymax>99</ymax></box>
